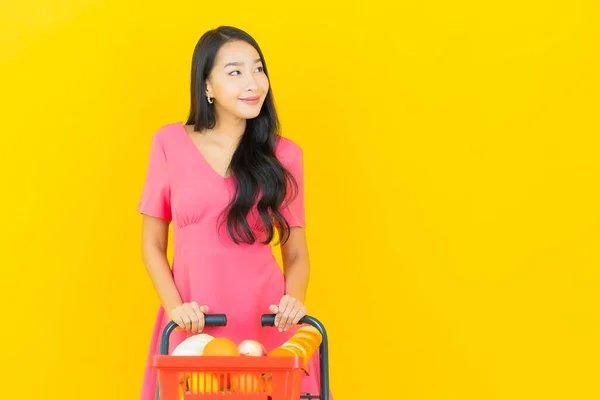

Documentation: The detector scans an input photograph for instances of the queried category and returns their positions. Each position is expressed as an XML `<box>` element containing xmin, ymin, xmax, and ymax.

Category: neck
<box><xmin>211</xmin><ymin>108</ymin><xmax>246</xmax><ymax>139</ymax></box>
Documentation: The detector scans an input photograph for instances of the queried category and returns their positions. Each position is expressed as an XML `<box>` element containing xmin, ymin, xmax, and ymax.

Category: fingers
<box><xmin>274</xmin><ymin>295</ymin><xmax>290</xmax><ymax>329</ymax></box>
<box><xmin>180</xmin><ymin>310</ymin><xmax>192</xmax><ymax>332</ymax></box>
<box><xmin>188</xmin><ymin>302</ymin><xmax>204</xmax><ymax>333</ymax></box>
<box><xmin>174</xmin><ymin>315</ymin><xmax>186</xmax><ymax>331</ymax></box>
<box><xmin>181</xmin><ymin>303</ymin><xmax>195</xmax><ymax>332</ymax></box>
<box><xmin>169</xmin><ymin>305</ymin><xmax>187</xmax><ymax>331</ymax></box>
<box><xmin>278</xmin><ymin>300</ymin><xmax>295</xmax><ymax>332</ymax></box>
<box><xmin>291</xmin><ymin>303</ymin><xmax>308</xmax><ymax>327</ymax></box>
<box><xmin>273</xmin><ymin>295</ymin><xmax>307</xmax><ymax>332</ymax></box>
<box><xmin>281</xmin><ymin>301</ymin><xmax>305</xmax><ymax>332</ymax></box>
<box><xmin>197</xmin><ymin>305</ymin><xmax>209</xmax><ymax>332</ymax></box>
<box><xmin>171</xmin><ymin>302</ymin><xmax>209</xmax><ymax>333</ymax></box>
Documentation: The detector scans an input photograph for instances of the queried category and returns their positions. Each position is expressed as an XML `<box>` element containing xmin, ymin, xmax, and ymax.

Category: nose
<box><xmin>244</xmin><ymin>70</ymin><xmax>258</xmax><ymax>91</ymax></box>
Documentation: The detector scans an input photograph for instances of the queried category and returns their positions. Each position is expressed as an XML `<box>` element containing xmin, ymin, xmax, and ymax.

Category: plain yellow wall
<box><xmin>1</xmin><ymin>1</ymin><xmax>599</xmax><ymax>399</ymax></box>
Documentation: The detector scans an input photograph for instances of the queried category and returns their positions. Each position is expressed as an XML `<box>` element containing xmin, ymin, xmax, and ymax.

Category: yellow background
<box><xmin>1</xmin><ymin>1</ymin><xmax>599</xmax><ymax>399</ymax></box>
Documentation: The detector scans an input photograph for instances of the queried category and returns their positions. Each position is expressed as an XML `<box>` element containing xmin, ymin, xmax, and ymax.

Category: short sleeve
<box><xmin>137</xmin><ymin>133</ymin><xmax>172</xmax><ymax>222</ymax></box>
<box><xmin>281</xmin><ymin>146</ymin><xmax>305</xmax><ymax>228</ymax></box>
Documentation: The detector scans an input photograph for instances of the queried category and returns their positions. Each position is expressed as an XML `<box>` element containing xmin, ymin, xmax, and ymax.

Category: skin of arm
<box><xmin>280</xmin><ymin>226</ymin><xmax>311</xmax><ymax>303</ymax></box>
<box><xmin>141</xmin><ymin>215</ymin><xmax>183</xmax><ymax>313</ymax></box>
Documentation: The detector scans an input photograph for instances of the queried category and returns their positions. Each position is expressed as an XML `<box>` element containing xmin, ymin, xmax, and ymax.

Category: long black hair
<box><xmin>185</xmin><ymin>26</ymin><xmax>298</xmax><ymax>246</ymax></box>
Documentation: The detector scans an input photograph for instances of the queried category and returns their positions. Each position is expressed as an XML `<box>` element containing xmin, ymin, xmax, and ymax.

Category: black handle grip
<box><xmin>204</xmin><ymin>314</ymin><xmax>227</xmax><ymax>327</ymax></box>
<box><xmin>261</xmin><ymin>314</ymin><xmax>329</xmax><ymax>400</ymax></box>
<box><xmin>260</xmin><ymin>314</ymin><xmax>277</xmax><ymax>327</ymax></box>
<box><xmin>261</xmin><ymin>314</ymin><xmax>320</xmax><ymax>329</ymax></box>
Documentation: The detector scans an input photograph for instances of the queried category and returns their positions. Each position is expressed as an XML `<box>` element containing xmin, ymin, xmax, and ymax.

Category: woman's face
<box><xmin>205</xmin><ymin>40</ymin><xmax>270</xmax><ymax>121</ymax></box>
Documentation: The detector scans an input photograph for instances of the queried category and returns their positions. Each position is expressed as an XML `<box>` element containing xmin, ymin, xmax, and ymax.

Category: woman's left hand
<box><xmin>269</xmin><ymin>294</ymin><xmax>307</xmax><ymax>332</ymax></box>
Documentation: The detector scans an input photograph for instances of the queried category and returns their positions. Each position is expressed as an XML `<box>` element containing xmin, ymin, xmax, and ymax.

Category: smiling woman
<box><xmin>137</xmin><ymin>26</ymin><xmax>331</xmax><ymax>400</ymax></box>
<box><xmin>184</xmin><ymin>28</ymin><xmax>297</xmax><ymax>245</ymax></box>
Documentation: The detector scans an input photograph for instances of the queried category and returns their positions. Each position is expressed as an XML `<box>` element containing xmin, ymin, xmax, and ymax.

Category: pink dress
<box><xmin>137</xmin><ymin>122</ymin><xmax>328</xmax><ymax>399</ymax></box>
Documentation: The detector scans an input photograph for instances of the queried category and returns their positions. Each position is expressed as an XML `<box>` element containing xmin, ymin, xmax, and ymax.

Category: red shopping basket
<box><xmin>152</xmin><ymin>314</ymin><xmax>330</xmax><ymax>400</ymax></box>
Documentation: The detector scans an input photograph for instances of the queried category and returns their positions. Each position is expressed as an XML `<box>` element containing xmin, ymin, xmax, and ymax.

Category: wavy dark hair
<box><xmin>185</xmin><ymin>26</ymin><xmax>298</xmax><ymax>246</ymax></box>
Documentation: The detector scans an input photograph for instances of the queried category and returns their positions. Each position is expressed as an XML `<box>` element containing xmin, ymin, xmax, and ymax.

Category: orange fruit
<box><xmin>201</xmin><ymin>337</ymin><xmax>240</xmax><ymax>356</ymax></box>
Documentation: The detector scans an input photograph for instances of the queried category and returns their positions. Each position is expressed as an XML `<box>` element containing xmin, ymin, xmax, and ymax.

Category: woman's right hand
<box><xmin>168</xmin><ymin>302</ymin><xmax>209</xmax><ymax>333</ymax></box>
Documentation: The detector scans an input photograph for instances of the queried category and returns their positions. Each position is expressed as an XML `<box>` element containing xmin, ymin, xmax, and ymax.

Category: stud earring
<box><xmin>207</xmin><ymin>96</ymin><xmax>214</xmax><ymax>104</ymax></box>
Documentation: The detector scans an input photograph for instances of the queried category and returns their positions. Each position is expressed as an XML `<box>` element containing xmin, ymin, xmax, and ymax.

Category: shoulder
<box><xmin>149</xmin><ymin>122</ymin><xmax>184</xmax><ymax>145</ymax></box>
<box><xmin>144</xmin><ymin>122</ymin><xmax>186</xmax><ymax>160</ymax></box>
<box><xmin>275</xmin><ymin>135</ymin><xmax>303</xmax><ymax>165</ymax></box>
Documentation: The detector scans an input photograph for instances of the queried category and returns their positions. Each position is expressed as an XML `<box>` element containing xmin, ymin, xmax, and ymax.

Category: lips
<box><xmin>239</xmin><ymin>96</ymin><xmax>260</xmax><ymax>105</ymax></box>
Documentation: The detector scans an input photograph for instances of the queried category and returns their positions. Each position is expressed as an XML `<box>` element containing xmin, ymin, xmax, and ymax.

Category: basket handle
<box><xmin>159</xmin><ymin>314</ymin><xmax>227</xmax><ymax>356</ymax></box>
<box><xmin>156</xmin><ymin>314</ymin><xmax>227</xmax><ymax>400</ymax></box>
<box><xmin>261</xmin><ymin>314</ymin><xmax>330</xmax><ymax>400</ymax></box>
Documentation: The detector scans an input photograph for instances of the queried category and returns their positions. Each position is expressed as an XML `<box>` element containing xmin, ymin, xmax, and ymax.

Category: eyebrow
<box><xmin>223</xmin><ymin>58</ymin><xmax>262</xmax><ymax>68</ymax></box>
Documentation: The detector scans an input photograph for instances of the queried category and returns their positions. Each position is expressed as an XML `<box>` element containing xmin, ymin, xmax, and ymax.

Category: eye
<box><xmin>255</xmin><ymin>66</ymin><xmax>264</xmax><ymax>73</ymax></box>
<box><xmin>229</xmin><ymin>70</ymin><xmax>240</xmax><ymax>76</ymax></box>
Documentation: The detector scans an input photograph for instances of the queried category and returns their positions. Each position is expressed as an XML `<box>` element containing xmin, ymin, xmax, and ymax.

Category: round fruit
<box><xmin>202</xmin><ymin>337</ymin><xmax>240</xmax><ymax>356</ymax></box>
<box><xmin>237</xmin><ymin>339</ymin><xmax>267</xmax><ymax>356</ymax></box>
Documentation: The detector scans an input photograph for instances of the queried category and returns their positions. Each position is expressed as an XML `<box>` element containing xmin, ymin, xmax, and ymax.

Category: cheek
<box><xmin>220</xmin><ymin>82</ymin><xmax>242</xmax><ymax>99</ymax></box>
<box><xmin>258</xmin><ymin>75</ymin><xmax>270</xmax><ymax>92</ymax></box>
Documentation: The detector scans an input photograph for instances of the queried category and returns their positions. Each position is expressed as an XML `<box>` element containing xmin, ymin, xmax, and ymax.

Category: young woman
<box><xmin>137</xmin><ymin>26</ymin><xmax>330</xmax><ymax>399</ymax></box>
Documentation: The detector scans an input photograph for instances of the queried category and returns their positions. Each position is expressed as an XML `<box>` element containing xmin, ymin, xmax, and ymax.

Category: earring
<box><xmin>207</xmin><ymin>96</ymin><xmax>214</xmax><ymax>104</ymax></box>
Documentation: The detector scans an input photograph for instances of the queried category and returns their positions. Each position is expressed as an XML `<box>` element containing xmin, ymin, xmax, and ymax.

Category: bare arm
<box><xmin>270</xmin><ymin>226</ymin><xmax>311</xmax><ymax>331</ymax></box>
<box><xmin>281</xmin><ymin>226</ymin><xmax>311</xmax><ymax>303</ymax></box>
<box><xmin>141</xmin><ymin>215</ymin><xmax>183</xmax><ymax>312</ymax></box>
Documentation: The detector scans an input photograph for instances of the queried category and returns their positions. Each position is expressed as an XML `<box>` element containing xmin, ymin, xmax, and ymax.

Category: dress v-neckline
<box><xmin>178</xmin><ymin>122</ymin><xmax>234</xmax><ymax>181</ymax></box>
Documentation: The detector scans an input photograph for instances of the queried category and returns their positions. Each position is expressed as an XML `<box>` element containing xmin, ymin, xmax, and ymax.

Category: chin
<box><xmin>235</xmin><ymin>109</ymin><xmax>262</xmax><ymax>120</ymax></box>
